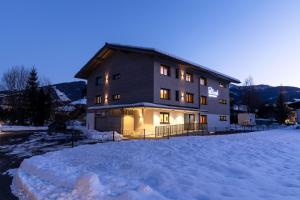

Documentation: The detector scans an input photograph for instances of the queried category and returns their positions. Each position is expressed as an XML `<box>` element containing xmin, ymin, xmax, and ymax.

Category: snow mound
<box><xmin>69</xmin><ymin>126</ymin><xmax>124</xmax><ymax>141</ymax></box>
<box><xmin>0</xmin><ymin>125</ymin><xmax>48</xmax><ymax>132</ymax></box>
<box><xmin>12</xmin><ymin>129</ymin><xmax>300</xmax><ymax>200</ymax></box>
<box><xmin>70</xmin><ymin>98</ymin><xmax>87</xmax><ymax>105</ymax></box>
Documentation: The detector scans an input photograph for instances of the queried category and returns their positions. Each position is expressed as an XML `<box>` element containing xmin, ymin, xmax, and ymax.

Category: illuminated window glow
<box><xmin>160</xmin><ymin>88</ymin><xmax>170</xmax><ymax>100</ymax></box>
<box><xmin>160</xmin><ymin>65</ymin><xmax>170</xmax><ymax>76</ymax></box>
<box><xmin>185</xmin><ymin>93</ymin><xmax>194</xmax><ymax>103</ymax></box>
<box><xmin>200</xmin><ymin>96</ymin><xmax>208</xmax><ymax>105</ymax></box>
<box><xmin>160</xmin><ymin>112</ymin><xmax>169</xmax><ymax>124</ymax></box>
<box><xmin>95</xmin><ymin>95</ymin><xmax>102</xmax><ymax>104</ymax></box>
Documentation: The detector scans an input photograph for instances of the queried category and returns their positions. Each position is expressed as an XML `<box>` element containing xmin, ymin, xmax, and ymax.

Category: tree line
<box><xmin>232</xmin><ymin>76</ymin><xmax>291</xmax><ymax>124</ymax></box>
<box><xmin>0</xmin><ymin>66</ymin><xmax>52</xmax><ymax>126</ymax></box>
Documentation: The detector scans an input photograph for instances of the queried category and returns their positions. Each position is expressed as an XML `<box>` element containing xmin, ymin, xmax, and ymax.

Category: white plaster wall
<box><xmin>207</xmin><ymin>114</ymin><xmax>230</xmax><ymax>131</ymax></box>
<box><xmin>86</xmin><ymin>113</ymin><xmax>95</xmax><ymax>130</ymax></box>
<box><xmin>153</xmin><ymin>110</ymin><xmax>185</xmax><ymax>126</ymax></box>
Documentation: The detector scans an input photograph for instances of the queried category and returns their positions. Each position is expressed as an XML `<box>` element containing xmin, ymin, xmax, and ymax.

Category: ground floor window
<box><xmin>160</xmin><ymin>112</ymin><xmax>170</xmax><ymax>124</ymax></box>
<box><xmin>200</xmin><ymin>115</ymin><xmax>207</xmax><ymax>124</ymax></box>
<box><xmin>219</xmin><ymin>115</ymin><xmax>227</xmax><ymax>121</ymax></box>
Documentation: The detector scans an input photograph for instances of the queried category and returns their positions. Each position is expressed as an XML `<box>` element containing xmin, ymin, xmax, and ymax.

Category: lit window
<box><xmin>185</xmin><ymin>73</ymin><xmax>193</xmax><ymax>82</ymax></box>
<box><xmin>160</xmin><ymin>112</ymin><xmax>169</xmax><ymax>124</ymax></box>
<box><xmin>185</xmin><ymin>93</ymin><xmax>194</xmax><ymax>103</ymax></box>
<box><xmin>219</xmin><ymin>99</ymin><xmax>227</xmax><ymax>104</ymax></box>
<box><xmin>219</xmin><ymin>82</ymin><xmax>226</xmax><ymax>88</ymax></box>
<box><xmin>112</xmin><ymin>94</ymin><xmax>121</xmax><ymax>100</ymax></box>
<box><xmin>200</xmin><ymin>96</ymin><xmax>208</xmax><ymax>105</ymax></box>
<box><xmin>95</xmin><ymin>95</ymin><xmax>102</xmax><ymax>104</ymax></box>
<box><xmin>200</xmin><ymin>77</ymin><xmax>207</xmax><ymax>86</ymax></box>
<box><xmin>219</xmin><ymin>115</ymin><xmax>227</xmax><ymax>121</ymax></box>
<box><xmin>160</xmin><ymin>88</ymin><xmax>170</xmax><ymax>100</ymax></box>
<box><xmin>200</xmin><ymin>115</ymin><xmax>207</xmax><ymax>124</ymax></box>
<box><xmin>95</xmin><ymin>76</ymin><xmax>102</xmax><ymax>86</ymax></box>
<box><xmin>112</xmin><ymin>73</ymin><xmax>120</xmax><ymax>80</ymax></box>
<box><xmin>160</xmin><ymin>65</ymin><xmax>170</xmax><ymax>76</ymax></box>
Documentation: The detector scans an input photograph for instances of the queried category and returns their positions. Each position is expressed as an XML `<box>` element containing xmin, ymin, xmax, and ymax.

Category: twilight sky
<box><xmin>0</xmin><ymin>0</ymin><xmax>299</xmax><ymax>86</ymax></box>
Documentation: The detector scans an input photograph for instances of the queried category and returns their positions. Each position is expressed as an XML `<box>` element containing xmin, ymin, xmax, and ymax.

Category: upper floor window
<box><xmin>200</xmin><ymin>115</ymin><xmax>208</xmax><ymax>124</ymax></box>
<box><xmin>200</xmin><ymin>77</ymin><xmax>207</xmax><ymax>86</ymax></box>
<box><xmin>185</xmin><ymin>73</ymin><xmax>193</xmax><ymax>82</ymax></box>
<box><xmin>95</xmin><ymin>76</ymin><xmax>102</xmax><ymax>86</ymax></box>
<box><xmin>185</xmin><ymin>93</ymin><xmax>194</xmax><ymax>103</ymax></box>
<box><xmin>200</xmin><ymin>96</ymin><xmax>208</xmax><ymax>105</ymax></box>
<box><xmin>112</xmin><ymin>94</ymin><xmax>121</xmax><ymax>100</ymax></box>
<box><xmin>219</xmin><ymin>99</ymin><xmax>227</xmax><ymax>104</ymax></box>
<box><xmin>160</xmin><ymin>65</ymin><xmax>170</xmax><ymax>76</ymax></box>
<box><xmin>175</xmin><ymin>90</ymin><xmax>179</xmax><ymax>101</ymax></box>
<box><xmin>160</xmin><ymin>88</ymin><xmax>170</xmax><ymax>100</ymax></box>
<box><xmin>219</xmin><ymin>82</ymin><xmax>227</xmax><ymax>88</ymax></box>
<box><xmin>112</xmin><ymin>73</ymin><xmax>120</xmax><ymax>80</ymax></box>
<box><xmin>175</xmin><ymin>69</ymin><xmax>179</xmax><ymax>79</ymax></box>
<box><xmin>219</xmin><ymin>115</ymin><xmax>227</xmax><ymax>121</ymax></box>
<box><xmin>95</xmin><ymin>95</ymin><xmax>102</xmax><ymax>104</ymax></box>
<box><xmin>160</xmin><ymin>112</ymin><xmax>170</xmax><ymax>124</ymax></box>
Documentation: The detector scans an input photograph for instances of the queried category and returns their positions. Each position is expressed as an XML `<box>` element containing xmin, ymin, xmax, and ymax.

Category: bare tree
<box><xmin>241</xmin><ymin>76</ymin><xmax>261</xmax><ymax>113</ymax></box>
<box><xmin>0</xmin><ymin>66</ymin><xmax>30</xmax><ymax>124</ymax></box>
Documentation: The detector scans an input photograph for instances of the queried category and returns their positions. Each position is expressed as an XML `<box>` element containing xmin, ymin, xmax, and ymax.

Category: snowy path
<box><xmin>12</xmin><ymin>129</ymin><xmax>300</xmax><ymax>200</ymax></box>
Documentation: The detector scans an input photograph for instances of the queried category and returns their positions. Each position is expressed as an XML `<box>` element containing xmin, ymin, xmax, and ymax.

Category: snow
<box><xmin>70</xmin><ymin>98</ymin><xmax>87</xmax><ymax>105</ymax></box>
<box><xmin>0</xmin><ymin>125</ymin><xmax>48</xmax><ymax>132</ymax></box>
<box><xmin>53</xmin><ymin>86</ymin><xmax>70</xmax><ymax>102</ymax></box>
<box><xmin>69</xmin><ymin>126</ymin><xmax>123</xmax><ymax>141</ymax></box>
<box><xmin>56</xmin><ymin>105</ymin><xmax>76</xmax><ymax>112</ymax></box>
<box><xmin>11</xmin><ymin>128</ymin><xmax>300</xmax><ymax>200</ymax></box>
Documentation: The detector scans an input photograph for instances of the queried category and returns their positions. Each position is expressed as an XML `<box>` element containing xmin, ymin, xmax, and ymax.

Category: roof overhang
<box><xmin>75</xmin><ymin>43</ymin><xmax>241</xmax><ymax>83</ymax></box>
<box><xmin>88</xmin><ymin>102</ymin><xmax>199</xmax><ymax>112</ymax></box>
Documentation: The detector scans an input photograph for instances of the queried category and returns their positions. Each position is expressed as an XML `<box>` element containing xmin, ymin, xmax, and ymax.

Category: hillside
<box><xmin>230</xmin><ymin>84</ymin><xmax>300</xmax><ymax>104</ymax></box>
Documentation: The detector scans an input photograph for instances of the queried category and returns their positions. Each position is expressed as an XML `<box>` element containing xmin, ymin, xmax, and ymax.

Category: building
<box><xmin>75</xmin><ymin>43</ymin><xmax>240</xmax><ymax>137</ymax></box>
<box><xmin>238</xmin><ymin>113</ymin><xmax>256</xmax><ymax>126</ymax></box>
<box><xmin>289</xmin><ymin>99</ymin><xmax>300</xmax><ymax>124</ymax></box>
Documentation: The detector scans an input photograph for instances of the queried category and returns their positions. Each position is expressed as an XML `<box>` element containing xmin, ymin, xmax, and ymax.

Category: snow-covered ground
<box><xmin>12</xmin><ymin>128</ymin><xmax>300</xmax><ymax>200</ymax></box>
<box><xmin>0</xmin><ymin>125</ymin><xmax>48</xmax><ymax>132</ymax></box>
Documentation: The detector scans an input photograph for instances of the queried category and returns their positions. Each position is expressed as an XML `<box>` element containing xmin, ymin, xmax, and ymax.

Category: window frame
<box><xmin>95</xmin><ymin>76</ymin><xmax>102</xmax><ymax>86</ymax></box>
<box><xmin>200</xmin><ymin>96</ymin><xmax>208</xmax><ymax>105</ymax></box>
<box><xmin>160</xmin><ymin>112</ymin><xmax>170</xmax><ymax>124</ymax></box>
<box><xmin>160</xmin><ymin>65</ymin><xmax>170</xmax><ymax>76</ymax></box>
<box><xmin>200</xmin><ymin>115</ymin><xmax>208</xmax><ymax>124</ymax></box>
<box><xmin>95</xmin><ymin>95</ymin><xmax>102</xmax><ymax>104</ymax></box>
<box><xmin>200</xmin><ymin>77</ymin><xmax>207</xmax><ymax>86</ymax></box>
<box><xmin>175</xmin><ymin>90</ymin><xmax>179</xmax><ymax>101</ymax></box>
<box><xmin>185</xmin><ymin>72</ymin><xmax>193</xmax><ymax>82</ymax></box>
<box><xmin>219</xmin><ymin>115</ymin><xmax>227</xmax><ymax>121</ymax></box>
<box><xmin>219</xmin><ymin>99</ymin><xmax>227</xmax><ymax>104</ymax></box>
<box><xmin>185</xmin><ymin>92</ymin><xmax>194</xmax><ymax>103</ymax></box>
<box><xmin>160</xmin><ymin>88</ymin><xmax>171</xmax><ymax>100</ymax></box>
<box><xmin>112</xmin><ymin>94</ymin><xmax>121</xmax><ymax>100</ymax></box>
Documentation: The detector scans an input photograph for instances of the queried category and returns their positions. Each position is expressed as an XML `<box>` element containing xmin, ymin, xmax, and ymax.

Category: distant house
<box><xmin>75</xmin><ymin>43</ymin><xmax>241</xmax><ymax>136</ymax></box>
<box><xmin>289</xmin><ymin>99</ymin><xmax>300</xmax><ymax>124</ymax></box>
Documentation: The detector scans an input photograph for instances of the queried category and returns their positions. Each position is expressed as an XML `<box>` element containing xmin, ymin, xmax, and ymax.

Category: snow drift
<box><xmin>12</xmin><ymin>128</ymin><xmax>300</xmax><ymax>200</ymax></box>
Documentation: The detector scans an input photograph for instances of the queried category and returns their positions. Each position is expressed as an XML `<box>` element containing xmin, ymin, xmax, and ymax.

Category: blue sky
<box><xmin>0</xmin><ymin>0</ymin><xmax>299</xmax><ymax>86</ymax></box>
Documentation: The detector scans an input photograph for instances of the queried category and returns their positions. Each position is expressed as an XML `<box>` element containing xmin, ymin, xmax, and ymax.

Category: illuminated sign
<box><xmin>208</xmin><ymin>87</ymin><xmax>219</xmax><ymax>98</ymax></box>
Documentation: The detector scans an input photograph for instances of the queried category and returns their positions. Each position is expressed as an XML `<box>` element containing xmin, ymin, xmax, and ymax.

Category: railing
<box><xmin>155</xmin><ymin>123</ymin><xmax>208</xmax><ymax>138</ymax></box>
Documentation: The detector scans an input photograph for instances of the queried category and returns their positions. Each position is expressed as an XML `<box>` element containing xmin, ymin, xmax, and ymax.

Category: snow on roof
<box><xmin>88</xmin><ymin>102</ymin><xmax>199</xmax><ymax>111</ymax></box>
<box><xmin>53</xmin><ymin>86</ymin><xmax>70</xmax><ymax>102</ymax></box>
<box><xmin>70</xmin><ymin>98</ymin><xmax>87</xmax><ymax>105</ymax></box>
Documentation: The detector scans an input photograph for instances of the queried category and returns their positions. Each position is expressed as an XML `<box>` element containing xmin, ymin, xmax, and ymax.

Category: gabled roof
<box><xmin>75</xmin><ymin>43</ymin><xmax>241</xmax><ymax>83</ymax></box>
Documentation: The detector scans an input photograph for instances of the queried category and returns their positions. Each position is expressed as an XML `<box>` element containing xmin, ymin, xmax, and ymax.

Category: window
<box><xmin>219</xmin><ymin>82</ymin><xmax>227</xmax><ymax>88</ymax></box>
<box><xmin>95</xmin><ymin>95</ymin><xmax>102</xmax><ymax>104</ymax></box>
<box><xmin>200</xmin><ymin>115</ymin><xmax>207</xmax><ymax>124</ymax></box>
<box><xmin>95</xmin><ymin>76</ymin><xmax>102</xmax><ymax>86</ymax></box>
<box><xmin>220</xmin><ymin>115</ymin><xmax>227</xmax><ymax>121</ymax></box>
<box><xmin>185</xmin><ymin>93</ymin><xmax>194</xmax><ymax>103</ymax></box>
<box><xmin>160</xmin><ymin>112</ymin><xmax>169</xmax><ymax>124</ymax></box>
<box><xmin>185</xmin><ymin>73</ymin><xmax>193</xmax><ymax>82</ymax></box>
<box><xmin>160</xmin><ymin>65</ymin><xmax>170</xmax><ymax>76</ymax></box>
<box><xmin>219</xmin><ymin>99</ymin><xmax>227</xmax><ymax>104</ymax></box>
<box><xmin>175</xmin><ymin>69</ymin><xmax>179</xmax><ymax>79</ymax></box>
<box><xmin>175</xmin><ymin>90</ymin><xmax>179</xmax><ymax>101</ymax></box>
<box><xmin>200</xmin><ymin>77</ymin><xmax>207</xmax><ymax>86</ymax></box>
<box><xmin>200</xmin><ymin>96</ymin><xmax>208</xmax><ymax>105</ymax></box>
<box><xmin>160</xmin><ymin>88</ymin><xmax>170</xmax><ymax>100</ymax></box>
<box><xmin>112</xmin><ymin>73</ymin><xmax>120</xmax><ymax>80</ymax></box>
<box><xmin>112</xmin><ymin>94</ymin><xmax>121</xmax><ymax>100</ymax></box>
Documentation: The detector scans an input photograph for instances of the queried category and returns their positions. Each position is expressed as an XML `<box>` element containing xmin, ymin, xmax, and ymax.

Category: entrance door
<box><xmin>184</xmin><ymin>114</ymin><xmax>195</xmax><ymax>130</ymax></box>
